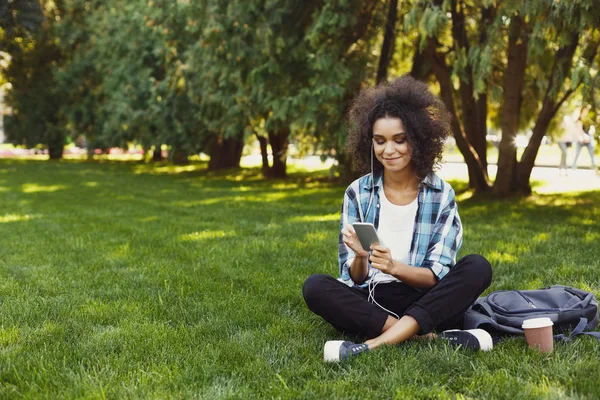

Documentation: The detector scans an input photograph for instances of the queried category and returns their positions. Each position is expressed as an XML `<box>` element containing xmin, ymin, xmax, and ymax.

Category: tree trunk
<box><xmin>266</xmin><ymin>127</ymin><xmax>289</xmax><ymax>178</ymax></box>
<box><xmin>475</xmin><ymin>94</ymin><xmax>488</xmax><ymax>169</ymax></box>
<box><xmin>423</xmin><ymin>39</ymin><xmax>491</xmax><ymax>192</ymax></box>
<box><xmin>152</xmin><ymin>146</ymin><xmax>163</xmax><ymax>162</ymax></box>
<box><xmin>514</xmin><ymin>104</ymin><xmax>555</xmax><ymax>195</ymax></box>
<box><xmin>172</xmin><ymin>149</ymin><xmax>189</xmax><ymax>165</ymax></box>
<box><xmin>376</xmin><ymin>0</ymin><xmax>398</xmax><ymax>84</ymax></box>
<box><xmin>255</xmin><ymin>133</ymin><xmax>270</xmax><ymax>174</ymax></box>
<box><xmin>494</xmin><ymin>16</ymin><xmax>528</xmax><ymax>196</ymax></box>
<box><xmin>410</xmin><ymin>37</ymin><xmax>432</xmax><ymax>80</ymax></box>
<box><xmin>207</xmin><ymin>136</ymin><xmax>244</xmax><ymax>171</ymax></box>
<box><xmin>514</xmin><ymin>32</ymin><xmax>582</xmax><ymax>194</ymax></box>
<box><xmin>337</xmin><ymin>152</ymin><xmax>360</xmax><ymax>184</ymax></box>
<box><xmin>47</xmin><ymin>127</ymin><xmax>64</xmax><ymax>160</ymax></box>
<box><xmin>473</xmin><ymin>6</ymin><xmax>495</xmax><ymax>171</ymax></box>
<box><xmin>48</xmin><ymin>145</ymin><xmax>63</xmax><ymax>159</ymax></box>
<box><xmin>451</xmin><ymin>0</ymin><xmax>488</xmax><ymax>181</ymax></box>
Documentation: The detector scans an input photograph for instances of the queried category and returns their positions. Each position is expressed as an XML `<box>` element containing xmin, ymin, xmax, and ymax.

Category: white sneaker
<box><xmin>323</xmin><ymin>341</ymin><xmax>369</xmax><ymax>362</ymax></box>
<box><xmin>439</xmin><ymin>329</ymin><xmax>493</xmax><ymax>351</ymax></box>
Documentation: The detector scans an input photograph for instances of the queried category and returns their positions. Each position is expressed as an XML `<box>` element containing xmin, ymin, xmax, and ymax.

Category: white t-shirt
<box><xmin>371</xmin><ymin>189</ymin><xmax>418</xmax><ymax>283</ymax></box>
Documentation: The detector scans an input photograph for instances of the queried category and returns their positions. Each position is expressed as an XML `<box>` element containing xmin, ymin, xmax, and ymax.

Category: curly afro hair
<box><xmin>345</xmin><ymin>75</ymin><xmax>451</xmax><ymax>180</ymax></box>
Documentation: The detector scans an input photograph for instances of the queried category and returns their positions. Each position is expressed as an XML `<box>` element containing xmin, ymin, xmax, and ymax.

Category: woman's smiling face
<box><xmin>372</xmin><ymin>117</ymin><xmax>413</xmax><ymax>174</ymax></box>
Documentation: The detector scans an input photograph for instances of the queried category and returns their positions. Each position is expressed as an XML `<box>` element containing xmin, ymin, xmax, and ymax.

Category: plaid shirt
<box><xmin>338</xmin><ymin>170</ymin><xmax>463</xmax><ymax>287</ymax></box>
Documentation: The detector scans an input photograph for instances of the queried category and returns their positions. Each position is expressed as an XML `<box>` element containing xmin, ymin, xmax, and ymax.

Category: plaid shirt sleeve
<box><xmin>337</xmin><ymin>181</ymin><xmax>375</xmax><ymax>287</ymax></box>
<box><xmin>420</xmin><ymin>187</ymin><xmax>463</xmax><ymax>280</ymax></box>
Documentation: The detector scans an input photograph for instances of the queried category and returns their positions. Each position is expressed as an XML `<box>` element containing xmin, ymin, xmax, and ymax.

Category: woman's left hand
<box><xmin>369</xmin><ymin>245</ymin><xmax>397</xmax><ymax>275</ymax></box>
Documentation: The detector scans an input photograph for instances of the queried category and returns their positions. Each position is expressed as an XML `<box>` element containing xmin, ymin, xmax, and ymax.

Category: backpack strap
<box><xmin>463</xmin><ymin>300</ymin><xmax>525</xmax><ymax>335</ymax></box>
<box><xmin>478</xmin><ymin>299</ymin><xmax>495</xmax><ymax>319</ymax></box>
<box><xmin>554</xmin><ymin>318</ymin><xmax>600</xmax><ymax>342</ymax></box>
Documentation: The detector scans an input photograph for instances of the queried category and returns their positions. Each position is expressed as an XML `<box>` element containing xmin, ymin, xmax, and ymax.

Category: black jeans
<box><xmin>302</xmin><ymin>254</ymin><xmax>492</xmax><ymax>339</ymax></box>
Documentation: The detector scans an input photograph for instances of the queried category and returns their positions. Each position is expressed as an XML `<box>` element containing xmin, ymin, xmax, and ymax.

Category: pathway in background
<box><xmin>436</xmin><ymin>163</ymin><xmax>600</xmax><ymax>194</ymax></box>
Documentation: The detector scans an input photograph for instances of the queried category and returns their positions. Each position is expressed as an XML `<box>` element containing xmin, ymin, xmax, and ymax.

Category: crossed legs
<box><xmin>303</xmin><ymin>254</ymin><xmax>492</xmax><ymax>349</ymax></box>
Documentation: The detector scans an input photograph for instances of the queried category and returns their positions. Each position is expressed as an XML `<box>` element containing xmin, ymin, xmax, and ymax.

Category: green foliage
<box><xmin>2</xmin><ymin>3</ymin><xmax>64</xmax><ymax>157</ymax></box>
<box><xmin>409</xmin><ymin>0</ymin><xmax>600</xmax><ymax>159</ymax></box>
<box><xmin>517</xmin><ymin>0</ymin><xmax>599</xmax><ymax>135</ymax></box>
<box><xmin>186</xmin><ymin>0</ymin><xmax>248</xmax><ymax>139</ymax></box>
<box><xmin>299</xmin><ymin>0</ymin><xmax>382</xmax><ymax>159</ymax></box>
<box><xmin>418</xmin><ymin>6</ymin><xmax>448</xmax><ymax>40</ymax></box>
<box><xmin>57</xmin><ymin>0</ymin><xmax>204</xmax><ymax>157</ymax></box>
<box><xmin>3</xmin><ymin>0</ymin><xmax>597</xmax><ymax>185</ymax></box>
<box><xmin>187</xmin><ymin>0</ymin><xmax>382</xmax><ymax>172</ymax></box>
<box><xmin>0</xmin><ymin>0</ymin><xmax>43</xmax><ymax>40</ymax></box>
<box><xmin>3</xmin><ymin>0</ymin><xmax>209</xmax><ymax>160</ymax></box>
<box><xmin>0</xmin><ymin>0</ymin><xmax>380</xmax><ymax>171</ymax></box>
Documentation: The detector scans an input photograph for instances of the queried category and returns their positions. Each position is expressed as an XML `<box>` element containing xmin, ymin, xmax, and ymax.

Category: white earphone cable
<box><xmin>365</xmin><ymin>139</ymin><xmax>400</xmax><ymax>319</ymax></box>
<box><xmin>368</xmin><ymin>274</ymin><xmax>400</xmax><ymax>320</ymax></box>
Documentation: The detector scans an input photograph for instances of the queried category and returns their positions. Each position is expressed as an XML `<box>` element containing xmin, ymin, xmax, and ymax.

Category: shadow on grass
<box><xmin>0</xmin><ymin>158</ymin><xmax>341</xmax><ymax>205</ymax></box>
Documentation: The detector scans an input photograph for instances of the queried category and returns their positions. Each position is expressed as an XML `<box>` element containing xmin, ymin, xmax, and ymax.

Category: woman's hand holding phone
<box><xmin>341</xmin><ymin>224</ymin><xmax>369</xmax><ymax>257</ymax></box>
<box><xmin>346</xmin><ymin>222</ymin><xmax>396</xmax><ymax>275</ymax></box>
<box><xmin>369</xmin><ymin>245</ymin><xmax>396</xmax><ymax>275</ymax></box>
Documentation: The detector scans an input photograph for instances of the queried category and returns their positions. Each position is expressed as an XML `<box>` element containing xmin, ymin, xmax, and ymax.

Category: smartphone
<box><xmin>352</xmin><ymin>222</ymin><xmax>384</xmax><ymax>251</ymax></box>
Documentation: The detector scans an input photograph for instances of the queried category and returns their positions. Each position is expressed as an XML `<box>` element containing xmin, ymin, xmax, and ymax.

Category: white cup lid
<box><xmin>522</xmin><ymin>317</ymin><xmax>554</xmax><ymax>329</ymax></box>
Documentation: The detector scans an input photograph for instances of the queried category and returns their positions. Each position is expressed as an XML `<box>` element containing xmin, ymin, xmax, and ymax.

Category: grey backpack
<box><xmin>463</xmin><ymin>286</ymin><xmax>600</xmax><ymax>341</ymax></box>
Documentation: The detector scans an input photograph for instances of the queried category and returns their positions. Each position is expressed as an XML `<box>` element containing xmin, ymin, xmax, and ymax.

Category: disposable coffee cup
<box><xmin>522</xmin><ymin>317</ymin><xmax>554</xmax><ymax>353</ymax></box>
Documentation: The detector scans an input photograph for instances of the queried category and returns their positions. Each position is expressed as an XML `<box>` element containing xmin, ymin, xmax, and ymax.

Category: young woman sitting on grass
<box><xmin>302</xmin><ymin>75</ymin><xmax>493</xmax><ymax>362</ymax></box>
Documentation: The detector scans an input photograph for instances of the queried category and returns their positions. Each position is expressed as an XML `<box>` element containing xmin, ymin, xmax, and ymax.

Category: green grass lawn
<box><xmin>1</xmin><ymin>159</ymin><xmax>600</xmax><ymax>399</ymax></box>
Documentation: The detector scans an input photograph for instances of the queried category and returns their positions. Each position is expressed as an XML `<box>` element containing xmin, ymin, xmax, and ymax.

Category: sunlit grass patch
<box><xmin>0</xmin><ymin>326</ymin><xmax>20</xmax><ymax>347</ymax></box>
<box><xmin>287</xmin><ymin>214</ymin><xmax>339</xmax><ymax>223</ymax></box>
<box><xmin>133</xmin><ymin>162</ymin><xmax>207</xmax><ymax>175</ymax></box>
<box><xmin>21</xmin><ymin>183</ymin><xmax>67</xmax><ymax>193</ymax></box>
<box><xmin>0</xmin><ymin>213</ymin><xmax>40</xmax><ymax>223</ymax></box>
<box><xmin>180</xmin><ymin>230</ymin><xmax>234</xmax><ymax>241</ymax></box>
<box><xmin>487</xmin><ymin>250</ymin><xmax>518</xmax><ymax>264</ymax></box>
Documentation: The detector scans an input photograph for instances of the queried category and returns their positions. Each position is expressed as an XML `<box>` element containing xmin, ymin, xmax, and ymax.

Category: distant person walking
<box><xmin>570</xmin><ymin>107</ymin><xmax>598</xmax><ymax>174</ymax></box>
<box><xmin>558</xmin><ymin>115</ymin><xmax>577</xmax><ymax>176</ymax></box>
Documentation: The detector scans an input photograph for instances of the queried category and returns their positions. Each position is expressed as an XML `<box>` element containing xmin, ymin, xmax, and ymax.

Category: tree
<box><xmin>2</xmin><ymin>0</ymin><xmax>65</xmax><ymax>158</ymax></box>
<box><xmin>186</xmin><ymin>0</ymin><xmax>250</xmax><ymax>171</ymax></box>
<box><xmin>510</xmin><ymin>4</ymin><xmax>600</xmax><ymax>194</ymax></box>
<box><xmin>56</xmin><ymin>0</ymin><xmax>204</xmax><ymax>163</ymax></box>
<box><xmin>190</xmin><ymin>0</ymin><xmax>383</xmax><ymax>178</ymax></box>
<box><xmin>408</xmin><ymin>0</ymin><xmax>600</xmax><ymax>195</ymax></box>
<box><xmin>300</xmin><ymin>0</ymin><xmax>383</xmax><ymax>182</ymax></box>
